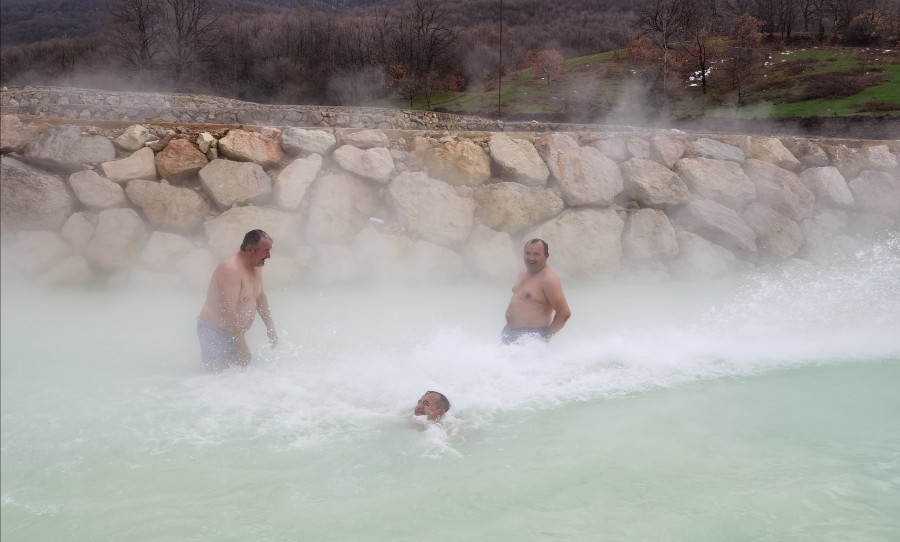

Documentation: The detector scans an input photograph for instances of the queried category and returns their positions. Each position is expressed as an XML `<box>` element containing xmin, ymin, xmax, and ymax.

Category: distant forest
<box><xmin>2</xmin><ymin>0</ymin><xmax>898</xmax><ymax>109</ymax></box>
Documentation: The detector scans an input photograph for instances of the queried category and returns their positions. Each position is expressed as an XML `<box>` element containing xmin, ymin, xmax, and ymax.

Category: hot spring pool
<box><xmin>2</xmin><ymin>245</ymin><xmax>899</xmax><ymax>541</ymax></box>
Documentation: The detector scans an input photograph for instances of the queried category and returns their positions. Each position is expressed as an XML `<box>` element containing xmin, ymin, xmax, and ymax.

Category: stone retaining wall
<box><xmin>1</xmin><ymin>108</ymin><xmax>899</xmax><ymax>290</ymax></box>
<box><xmin>1</xmin><ymin>86</ymin><xmax>638</xmax><ymax>134</ymax></box>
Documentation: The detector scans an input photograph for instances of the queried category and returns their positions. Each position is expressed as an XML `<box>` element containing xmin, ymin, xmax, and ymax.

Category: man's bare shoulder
<box><xmin>538</xmin><ymin>265</ymin><xmax>562</xmax><ymax>283</ymax></box>
<box><xmin>213</xmin><ymin>255</ymin><xmax>242</xmax><ymax>278</ymax></box>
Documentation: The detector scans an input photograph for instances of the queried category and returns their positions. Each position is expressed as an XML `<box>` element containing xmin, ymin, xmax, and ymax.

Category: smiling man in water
<box><xmin>197</xmin><ymin>229</ymin><xmax>278</xmax><ymax>370</ymax></box>
<box><xmin>501</xmin><ymin>238</ymin><xmax>571</xmax><ymax>344</ymax></box>
<box><xmin>414</xmin><ymin>391</ymin><xmax>450</xmax><ymax>422</ymax></box>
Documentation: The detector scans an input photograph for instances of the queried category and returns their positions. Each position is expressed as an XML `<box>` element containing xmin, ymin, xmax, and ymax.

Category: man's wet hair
<box><xmin>241</xmin><ymin>229</ymin><xmax>271</xmax><ymax>251</ymax></box>
<box><xmin>427</xmin><ymin>390</ymin><xmax>451</xmax><ymax>412</ymax></box>
<box><xmin>526</xmin><ymin>238</ymin><xmax>549</xmax><ymax>256</ymax></box>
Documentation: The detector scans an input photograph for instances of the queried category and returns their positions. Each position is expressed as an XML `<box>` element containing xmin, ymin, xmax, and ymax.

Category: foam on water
<box><xmin>24</xmin><ymin>235</ymin><xmax>886</xmax><ymax>457</ymax></box>
<box><xmin>3</xmin><ymin>238</ymin><xmax>900</xmax><ymax>540</ymax></box>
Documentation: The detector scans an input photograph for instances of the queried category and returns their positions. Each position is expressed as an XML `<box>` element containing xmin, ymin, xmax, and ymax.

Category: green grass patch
<box><xmin>407</xmin><ymin>44</ymin><xmax>898</xmax><ymax>119</ymax></box>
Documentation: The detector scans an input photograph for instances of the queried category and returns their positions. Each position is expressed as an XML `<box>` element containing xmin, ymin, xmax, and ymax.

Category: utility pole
<box><xmin>498</xmin><ymin>0</ymin><xmax>503</xmax><ymax>119</ymax></box>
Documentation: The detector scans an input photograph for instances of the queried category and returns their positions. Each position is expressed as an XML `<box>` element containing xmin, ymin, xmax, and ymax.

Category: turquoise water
<box><xmin>2</xmin><ymin>241</ymin><xmax>899</xmax><ymax>541</ymax></box>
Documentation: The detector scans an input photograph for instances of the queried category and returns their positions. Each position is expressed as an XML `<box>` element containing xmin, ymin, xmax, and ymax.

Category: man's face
<box><xmin>414</xmin><ymin>392</ymin><xmax>445</xmax><ymax>421</ymax></box>
<box><xmin>523</xmin><ymin>242</ymin><xmax>548</xmax><ymax>274</ymax></box>
<box><xmin>250</xmin><ymin>238</ymin><xmax>273</xmax><ymax>267</ymax></box>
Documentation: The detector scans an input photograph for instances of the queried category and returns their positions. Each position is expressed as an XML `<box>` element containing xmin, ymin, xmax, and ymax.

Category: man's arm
<box><xmin>215</xmin><ymin>266</ymin><xmax>252</xmax><ymax>364</ymax></box>
<box><xmin>544</xmin><ymin>274</ymin><xmax>571</xmax><ymax>337</ymax></box>
<box><xmin>257</xmin><ymin>291</ymin><xmax>278</xmax><ymax>349</ymax></box>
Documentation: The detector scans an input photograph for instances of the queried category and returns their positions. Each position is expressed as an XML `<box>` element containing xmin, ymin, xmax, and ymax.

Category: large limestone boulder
<box><xmin>741</xmin><ymin>136</ymin><xmax>801</xmax><ymax>170</ymax></box>
<box><xmin>83</xmin><ymin>207</ymin><xmax>148</xmax><ymax>272</ymax></box>
<box><xmin>589</xmin><ymin>136</ymin><xmax>628</xmax><ymax>162</ymax></box>
<box><xmin>621</xmin><ymin>158</ymin><xmax>690</xmax><ymax>207</ymax></box>
<box><xmin>199</xmin><ymin>159</ymin><xmax>273</xmax><ymax>208</ymax></box>
<box><xmin>849</xmin><ymin>212</ymin><xmax>897</xmax><ymax>239</ymax></box>
<box><xmin>743</xmin><ymin>159</ymin><xmax>815</xmax><ymax>222</ymax></box>
<box><xmin>274</xmin><ymin>154</ymin><xmax>322</xmax><ymax>210</ymax></box>
<box><xmin>405</xmin><ymin>239</ymin><xmax>467</xmax><ymax>281</ymax></box>
<box><xmin>798</xmin><ymin>166</ymin><xmax>854</xmax><ymax>209</ymax></box>
<box><xmin>522</xmin><ymin>207</ymin><xmax>625</xmax><ymax>277</ymax></box>
<box><xmin>781</xmin><ymin>138</ymin><xmax>829</xmax><ymax>168</ymax></box>
<box><xmin>346</xmin><ymin>229</ymin><xmax>468</xmax><ymax>283</ymax></box>
<box><xmin>412</xmin><ymin>139</ymin><xmax>491</xmax><ymax>186</ymax></box>
<box><xmin>1</xmin><ymin>156</ymin><xmax>75</xmax><ymax>231</ymax></box>
<box><xmin>256</xmin><ymin>255</ymin><xmax>300</xmax><ymax>287</ymax></box>
<box><xmin>140</xmin><ymin>231</ymin><xmax>196</xmax><ymax>270</ymax></box>
<box><xmin>281</xmin><ymin>128</ymin><xmax>337</xmax><ymax>156</ymax></box>
<box><xmin>473</xmin><ymin>182</ymin><xmax>565</xmax><ymax>232</ymax></box>
<box><xmin>623</xmin><ymin>208</ymin><xmax>679</xmax><ymax>262</ymax></box>
<box><xmin>687</xmin><ymin>137</ymin><xmax>746</xmax><ymax>163</ymax></box>
<box><xmin>544</xmin><ymin>144</ymin><xmax>624</xmax><ymax>207</ymax></box>
<box><xmin>488</xmin><ymin>133</ymin><xmax>550</xmax><ymax>187</ymax></box>
<box><xmin>218</xmin><ymin>129</ymin><xmax>284</xmax><ymax>166</ymax></box>
<box><xmin>808</xmin><ymin>208</ymin><xmax>849</xmax><ymax>235</ymax></box>
<box><xmin>306</xmin><ymin>244</ymin><xmax>359</xmax><ymax>284</ymax></box>
<box><xmin>10</xmin><ymin>230</ymin><xmax>72</xmax><ymax>275</ymax></box>
<box><xmin>797</xmin><ymin>219</ymin><xmax>854</xmax><ymax>265</ymax></box>
<box><xmin>668</xmin><ymin>231</ymin><xmax>738</xmax><ymax>280</ymax></box>
<box><xmin>534</xmin><ymin>133</ymin><xmax>580</xmax><ymax>178</ymax></box>
<box><xmin>69</xmin><ymin>170</ymin><xmax>129</xmax><ymax>210</ymax></box>
<box><xmin>154</xmin><ymin>139</ymin><xmax>208</xmax><ymax>181</ymax></box>
<box><xmin>740</xmin><ymin>203</ymin><xmax>803</xmax><ymax>261</ymax></box>
<box><xmin>848</xmin><ymin>170</ymin><xmax>900</xmax><ymax>217</ymax></box>
<box><xmin>114</xmin><ymin>125</ymin><xmax>152</xmax><ymax>152</ymax></box>
<box><xmin>332</xmin><ymin>145</ymin><xmax>395</xmax><ymax>183</ymax></box>
<box><xmin>305</xmin><ymin>172</ymin><xmax>382</xmax><ymax>245</ymax></box>
<box><xmin>61</xmin><ymin>212</ymin><xmax>95</xmax><ymax>253</ymax></box>
<box><xmin>203</xmin><ymin>205</ymin><xmax>301</xmax><ymax>259</ymax></box>
<box><xmin>125</xmin><ymin>179</ymin><xmax>211</xmax><ymax>233</ymax></box>
<box><xmin>336</xmin><ymin>128</ymin><xmax>389</xmax><ymax>149</ymax></box>
<box><xmin>826</xmin><ymin>144</ymin><xmax>898</xmax><ymax>178</ymax></box>
<box><xmin>649</xmin><ymin>135</ymin><xmax>685</xmax><ymax>168</ymax></box>
<box><xmin>41</xmin><ymin>255</ymin><xmax>94</xmax><ymax>287</ymax></box>
<box><xmin>349</xmin><ymin>227</ymin><xmax>414</xmax><ymax>282</ymax></box>
<box><xmin>671</xmin><ymin>199</ymin><xmax>758</xmax><ymax>261</ymax></box>
<box><xmin>386</xmin><ymin>171</ymin><xmax>475</xmax><ymax>249</ymax></box>
<box><xmin>176</xmin><ymin>248</ymin><xmax>219</xmax><ymax>290</ymax></box>
<box><xmin>626</xmin><ymin>137</ymin><xmax>650</xmax><ymax>159</ymax></box>
<box><xmin>101</xmin><ymin>147</ymin><xmax>157</xmax><ymax>183</ymax></box>
<box><xmin>460</xmin><ymin>223</ymin><xmax>518</xmax><ymax>280</ymax></box>
<box><xmin>1</xmin><ymin>115</ymin><xmax>46</xmax><ymax>153</ymax></box>
<box><xmin>675</xmin><ymin>157</ymin><xmax>756</xmax><ymax>211</ymax></box>
<box><xmin>22</xmin><ymin>124</ymin><xmax>116</xmax><ymax>174</ymax></box>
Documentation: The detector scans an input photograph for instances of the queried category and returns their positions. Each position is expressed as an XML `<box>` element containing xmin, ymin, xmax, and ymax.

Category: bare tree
<box><xmin>725</xmin><ymin>12</ymin><xmax>764</xmax><ymax>105</ymax></box>
<box><xmin>523</xmin><ymin>49</ymin><xmax>566</xmax><ymax>85</ymax></box>
<box><xmin>395</xmin><ymin>0</ymin><xmax>457</xmax><ymax>109</ymax></box>
<box><xmin>109</xmin><ymin>0</ymin><xmax>164</xmax><ymax>77</ymax></box>
<box><xmin>161</xmin><ymin>0</ymin><xmax>217</xmax><ymax>89</ymax></box>
<box><xmin>638</xmin><ymin>0</ymin><xmax>692</xmax><ymax>109</ymax></box>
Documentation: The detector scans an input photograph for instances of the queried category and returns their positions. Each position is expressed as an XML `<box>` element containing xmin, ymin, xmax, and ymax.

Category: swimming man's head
<box><xmin>414</xmin><ymin>391</ymin><xmax>450</xmax><ymax>421</ymax></box>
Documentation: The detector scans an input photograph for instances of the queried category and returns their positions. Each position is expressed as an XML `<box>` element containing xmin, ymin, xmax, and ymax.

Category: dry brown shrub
<box><xmin>800</xmin><ymin>71</ymin><xmax>889</xmax><ymax>100</ymax></box>
<box><xmin>783</xmin><ymin>58</ymin><xmax>817</xmax><ymax>76</ymax></box>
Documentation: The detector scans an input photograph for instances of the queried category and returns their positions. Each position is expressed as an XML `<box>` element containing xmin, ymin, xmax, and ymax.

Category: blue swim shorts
<box><xmin>500</xmin><ymin>325</ymin><xmax>550</xmax><ymax>345</ymax></box>
<box><xmin>197</xmin><ymin>319</ymin><xmax>238</xmax><ymax>368</ymax></box>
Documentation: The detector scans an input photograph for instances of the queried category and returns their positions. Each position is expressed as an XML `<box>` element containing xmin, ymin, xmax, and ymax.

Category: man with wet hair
<box><xmin>501</xmin><ymin>238</ymin><xmax>571</xmax><ymax>344</ymax></box>
<box><xmin>414</xmin><ymin>390</ymin><xmax>450</xmax><ymax>421</ymax></box>
<box><xmin>197</xmin><ymin>229</ymin><xmax>278</xmax><ymax>370</ymax></box>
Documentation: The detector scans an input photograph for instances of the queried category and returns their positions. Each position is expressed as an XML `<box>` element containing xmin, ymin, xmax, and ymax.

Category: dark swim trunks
<box><xmin>197</xmin><ymin>319</ymin><xmax>238</xmax><ymax>368</ymax></box>
<box><xmin>500</xmin><ymin>325</ymin><xmax>550</xmax><ymax>345</ymax></box>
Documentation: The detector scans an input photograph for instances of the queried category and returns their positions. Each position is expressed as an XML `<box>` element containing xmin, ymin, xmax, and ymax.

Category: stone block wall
<box><xmin>1</xmin><ymin>86</ymin><xmax>639</xmax><ymax>134</ymax></box>
<box><xmin>1</xmin><ymin>93</ymin><xmax>899</xmax><ymax>290</ymax></box>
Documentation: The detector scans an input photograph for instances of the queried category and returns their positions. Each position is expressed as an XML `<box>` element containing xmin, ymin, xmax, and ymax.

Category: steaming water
<box><xmin>2</xmin><ymin>240</ymin><xmax>899</xmax><ymax>541</ymax></box>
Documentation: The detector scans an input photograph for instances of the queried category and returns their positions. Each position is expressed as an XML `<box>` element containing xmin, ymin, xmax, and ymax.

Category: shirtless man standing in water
<box><xmin>502</xmin><ymin>238</ymin><xmax>571</xmax><ymax>344</ymax></box>
<box><xmin>197</xmin><ymin>229</ymin><xmax>278</xmax><ymax>370</ymax></box>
